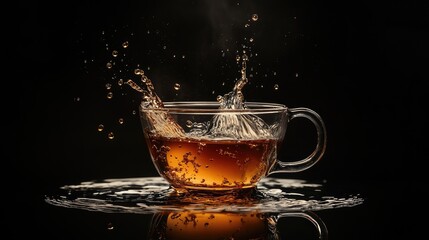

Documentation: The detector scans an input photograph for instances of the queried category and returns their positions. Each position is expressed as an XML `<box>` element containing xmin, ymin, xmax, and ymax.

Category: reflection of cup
<box><xmin>147</xmin><ymin>210</ymin><xmax>327</xmax><ymax>240</ymax></box>
<box><xmin>140</xmin><ymin>102</ymin><xmax>326</xmax><ymax>191</ymax></box>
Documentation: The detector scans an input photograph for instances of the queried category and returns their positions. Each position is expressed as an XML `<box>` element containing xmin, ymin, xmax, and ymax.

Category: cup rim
<box><xmin>140</xmin><ymin>101</ymin><xmax>287</xmax><ymax>114</ymax></box>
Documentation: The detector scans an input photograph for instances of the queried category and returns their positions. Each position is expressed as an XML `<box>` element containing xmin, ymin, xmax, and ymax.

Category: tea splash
<box><xmin>127</xmin><ymin>52</ymin><xmax>282</xmax><ymax>190</ymax></box>
<box><xmin>127</xmin><ymin>52</ymin><xmax>272</xmax><ymax>140</ymax></box>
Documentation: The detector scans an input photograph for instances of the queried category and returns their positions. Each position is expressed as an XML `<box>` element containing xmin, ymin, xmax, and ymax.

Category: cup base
<box><xmin>168</xmin><ymin>186</ymin><xmax>265</xmax><ymax>204</ymax></box>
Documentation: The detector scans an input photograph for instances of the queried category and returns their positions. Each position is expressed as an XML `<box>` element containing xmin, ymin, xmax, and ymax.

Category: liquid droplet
<box><xmin>132</xmin><ymin>110</ymin><xmax>136</xmax><ymax>115</ymax></box>
<box><xmin>118</xmin><ymin>79</ymin><xmax>123</xmax><ymax>86</ymax></box>
<box><xmin>126</xmin><ymin>80</ymin><xmax>144</xmax><ymax>92</ymax></box>
<box><xmin>106</xmin><ymin>62</ymin><xmax>112</xmax><ymax>69</ymax></box>
<box><xmin>107</xmin><ymin>92</ymin><xmax>113</xmax><ymax>99</ymax></box>
<box><xmin>122</xmin><ymin>41</ymin><xmax>129</xmax><ymax>48</ymax></box>
<box><xmin>186</xmin><ymin>120</ymin><xmax>193</xmax><ymax>128</ymax></box>
<box><xmin>98</xmin><ymin>124</ymin><xmax>104</xmax><ymax>132</ymax></box>
<box><xmin>112</xmin><ymin>50</ymin><xmax>118</xmax><ymax>57</ymax></box>
<box><xmin>274</xmin><ymin>84</ymin><xmax>279</xmax><ymax>90</ymax></box>
<box><xmin>295</xmin><ymin>73</ymin><xmax>299</xmax><ymax>77</ymax></box>
<box><xmin>134</xmin><ymin>68</ymin><xmax>144</xmax><ymax>75</ymax></box>
<box><xmin>163</xmin><ymin>45</ymin><xmax>167</xmax><ymax>50</ymax></box>
<box><xmin>249</xmin><ymin>38</ymin><xmax>254</xmax><ymax>43</ymax></box>
<box><xmin>245</xmin><ymin>23</ymin><xmax>250</xmax><ymax>28</ymax></box>
<box><xmin>251</xmin><ymin>14</ymin><xmax>259</xmax><ymax>21</ymax></box>
<box><xmin>108</xmin><ymin>132</ymin><xmax>114</xmax><ymax>140</ymax></box>
<box><xmin>74</xmin><ymin>97</ymin><xmax>80</xmax><ymax>102</ymax></box>
<box><xmin>107</xmin><ymin>223</ymin><xmax>114</xmax><ymax>230</ymax></box>
<box><xmin>105</xmin><ymin>83</ymin><xmax>112</xmax><ymax>90</ymax></box>
<box><xmin>182</xmin><ymin>55</ymin><xmax>186</xmax><ymax>59</ymax></box>
<box><xmin>118</xmin><ymin>118</ymin><xmax>124</xmax><ymax>124</ymax></box>
<box><xmin>174</xmin><ymin>83</ymin><xmax>181</xmax><ymax>91</ymax></box>
<box><xmin>236</xmin><ymin>55</ymin><xmax>241</xmax><ymax>62</ymax></box>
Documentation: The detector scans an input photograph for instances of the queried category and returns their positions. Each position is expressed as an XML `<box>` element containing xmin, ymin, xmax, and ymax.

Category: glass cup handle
<box><xmin>276</xmin><ymin>211</ymin><xmax>328</xmax><ymax>240</ymax></box>
<box><xmin>269</xmin><ymin>107</ymin><xmax>327</xmax><ymax>173</ymax></box>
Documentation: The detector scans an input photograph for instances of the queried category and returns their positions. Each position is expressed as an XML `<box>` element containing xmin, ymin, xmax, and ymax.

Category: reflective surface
<box><xmin>44</xmin><ymin>177</ymin><xmax>363</xmax><ymax>239</ymax></box>
<box><xmin>45</xmin><ymin>177</ymin><xmax>363</xmax><ymax>213</ymax></box>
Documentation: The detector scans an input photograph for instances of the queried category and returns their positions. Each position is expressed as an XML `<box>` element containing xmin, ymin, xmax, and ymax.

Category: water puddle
<box><xmin>45</xmin><ymin>177</ymin><xmax>363</xmax><ymax>214</ymax></box>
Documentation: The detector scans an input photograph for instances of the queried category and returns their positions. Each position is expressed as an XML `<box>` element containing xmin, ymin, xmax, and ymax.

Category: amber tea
<box><xmin>147</xmin><ymin>135</ymin><xmax>277</xmax><ymax>190</ymax></box>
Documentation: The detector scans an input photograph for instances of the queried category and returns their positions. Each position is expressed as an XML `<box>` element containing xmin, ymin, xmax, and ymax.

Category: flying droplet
<box><xmin>74</xmin><ymin>97</ymin><xmax>80</xmax><ymax>102</ymax></box>
<box><xmin>295</xmin><ymin>73</ymin><xmax>299</xmax><ymax>77</ymax></box>
<box><xmin>105</xmin><ymin>83</ymin><xmax>112</xmax><ymax>90</ymax></box>
<box><xmin>163</xmin><ymin>45</ymin><xmax>167</xmax><ymax>50</ymax></box>
<box><xmin>107</xmin><ymin>92</ymin><xmax>113</xmax><ymax>99</ymax></box>
<box><xmin>251</xmin><ymin>14</ymin><xmax>259</xmax><ymax>21</ymax></box>
<box><xmin>186</xmin><ymin>120</ymin><xmax>193</xmax><ymax>128</ymax></box>
<box><xmin>108</xmin><ymin>132</ymin><xmax>114</xmax><ymax>140</ymax></box>
<box><xmin>274</xmin><ymin>84</ymin><xmax>279</xmax><ymax>90</ymax></box>
<box><xmin>127</xmin><ymin>79</ymin><xmax>144</xmax><ymax>92</ymax></box>
<box><xmin>249</xmin><ymin>38</ymin><xmax>254</xmax><ymax>42</ymax></box>
<box><xmin>236</xmin><ymin>55</ymin><xmax>241</xmax><ymax>62</ymax></box>
<box><xmin>242</xmin><ymin>53</ymin><xmax>248</xmax><ymax>61</ymax></box>
<box><xmin>122</xmin><ymin>41</ymin><xmax>129</xmax><ymax>48</ymax></box>
<box><xmin>134</xmin><ymin>68</ymin><xmax>144</xmax><ymax>75</ymax></box>
<box><xmin>98</xmin><ymin>124</ymin><xmax>104</xmax><ymax>132</ymax></box>
<box><xmin>245</xmin><ymin>23</ymin><xmax>250</xmax><ymax>28</ymax></box>
<box><xmin>118</xmin><ymin>79</ymin><xmax>123</xmax><ymax>86</ymax></box>
<box><xmin>107</xmin><ymin>223</ymin><xmax>114</xmax><ymax>230</ymax></box>
<box><xmin>174</xmin><ymin>83</ymin><xmax>181</xmax><ymax>91</ymax></box>
<box><xmin>182</xmin><ymin>55</ymin><xmax>186</xmax><ymax>59</ymax></box>
<box><xmin>106</xmin><ymin>62</ymin><xmax>112</xmax><ymax>69</ymax></box>
<box><xmin>118</xmin><ymin>118</ymin><xmax>124</xmax><ymax>124</ymax></box>
<box><xmin>132</xmin><ymin>110</ymin><xmax>136</xmax><ymax>115</ymax></box>
<box><xmin>112</xmin><ymin>50</ymin><xmax>118</xmax><ymax>57</ymax></box>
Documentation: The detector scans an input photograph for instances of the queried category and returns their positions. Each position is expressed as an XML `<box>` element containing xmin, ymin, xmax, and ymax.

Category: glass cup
<box><xmin>147</xmin><ymin>210</ymin><xmax>328</xmax><ymax>240</ymax></box>
<box><xmin>139</xmin><ymin>101</ymin><xmax>326</xmax><ymax>192</ymax></box>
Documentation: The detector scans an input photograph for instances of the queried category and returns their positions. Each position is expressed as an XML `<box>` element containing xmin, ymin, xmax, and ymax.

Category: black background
<box><xmin>12</xmin><ymin>0</ymin><xmax>426</xmax><ymax>239</ymax></box>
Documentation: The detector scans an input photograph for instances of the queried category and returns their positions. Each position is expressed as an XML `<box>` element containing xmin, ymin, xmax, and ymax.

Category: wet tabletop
<box><xmin>45</xmin><ymin>177</ymin><xmax>363</xmax><ymax>214</ymax></box>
